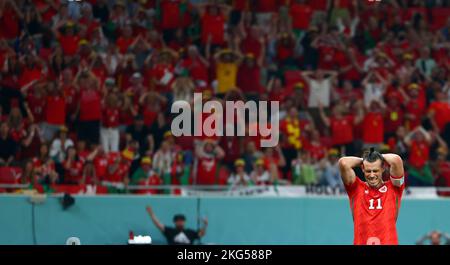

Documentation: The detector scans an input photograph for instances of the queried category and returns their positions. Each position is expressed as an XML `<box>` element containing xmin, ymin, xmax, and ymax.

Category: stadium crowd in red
<box><xmin>1</xmin><ymin>0</ymin><xmax>450</xmax><ymax>194</ymax></box>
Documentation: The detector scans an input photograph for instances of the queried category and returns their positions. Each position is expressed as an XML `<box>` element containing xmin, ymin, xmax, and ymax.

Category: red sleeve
<box><xmin>345</xmin><ymin>177</ymin><xmax>363</xmax><ymax>199</ymax></box>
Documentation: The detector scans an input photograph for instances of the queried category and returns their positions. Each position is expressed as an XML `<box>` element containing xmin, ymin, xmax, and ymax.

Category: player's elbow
<box><xmin>338</xmin><ymin>157</ymin><xmax>349</xmax><ymax>169</ymax></box>
<box><xmin>390</xmin><ymin>154</ymin><xmax>403</xmax><ymax>167</ymax></box>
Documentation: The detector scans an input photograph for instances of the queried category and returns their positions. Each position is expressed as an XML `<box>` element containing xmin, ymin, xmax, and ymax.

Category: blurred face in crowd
<box><xmin>157</xmin><ymin>113</ymin><xmax>165</xmax><ymax>125</ymax></box>
<box><xmin>174</xmin><ymin>218</ymin><xmax>185</xmax><ymax>230</ymax></box>
<box><xmin>77</xmin><ymin>141</ymin><xmax>86</xmax><ymax>152</ymax></box>
<box><xmin>369</xmin><ymin>101</ymin><xmax>381</xmax><ymax>112</ymax></box>
<box><xmin>84</xmin><ymin>162</ymin><xmax>95</xmax><ymax>176</ymax></box>
<box><xmin>396</xmin><ymin>126</ymin><xmax>406</xmax><ymax>139</ymax></box>
<box><xmin>236</xmin><ymin>165</ymin><xmax>245</xmax><ymax>174</ymax></box>
<box><xmin>246</xmin><ymin>142</ymin><xmax>256</xmax><ymax>154</ymax></box>
<box><xmin>24</xmin><ymin>160</ymin><xmax>34</xmax><ymax>175</ymax></box>
<box><xmin>107</xmin><ymin>42</ymin><xmax>118</xmax><ymax>54</ymax></box>
<box><xmin>105</xmin><ymin>80</ymin><xmax>116</xmax><ymax>91</ymax></box>
<box><xmin>106</xmin><ymin>94</ymin><xmax>118</xmax><ymax>108</ymax></box>
<box><xmin>315</xmin><ymin>69</ymin><xmax>324</xmax><ymax>80</ymax></box>
<box><xmin>418</xmin><ymin>19</ymin><xmax>427</xmax><ymax>31</ymax></box>
<box><xmin>135</xmin><ymin>39</ymin><xmax>147</xmax><ymax>52</ymax></box>
<box><xmin>431</xmin><ymin>232</ymin><xmax>441</xmax><ymax>245</ymax></box>
<box><xmin>62</xmin><ymin>69</ymin><xmax>73</xmax><ymax>83</ymax></box>
<box><xmin>436</xmin><ymin>68</ymin><xmax>446</xmax><ymax>80</ymax></box>
<box><xmin>40</xmin><ymin>144</ymin><xmax>49</xmax><ymax>158</ymax></box>
<box><xmin>54</xmin><ymin>54</ymin><xmax>66</xmax><ymax>68</ymax></box>
<box><xmin>130</xmin><ymin>141</ymin><xmax>139</xmax><ymax>151</ymax></box>
<box><xmin>59</xmin><ymin>4</ymin><xmax>68</xmax><ymax>18</ymax></box>
<box><xmin>409</xmin><ymin>87</ymin><xmax>419</xmax><ymax>98</ymax></box>
<box><xmin>90</xmin><ymin>56</ymin><xmax>103</xmax><ymax>68</ymax></box>
<box><xmin>332</xmin><ymin>104</ymin><xmax>343</xmax><ymax>118</ymax></box>
<box><xmin>404</xmin><ymin>58</ymin><xmax>413</xmax><ymax>67</ymax></box>
<box><xmin>255</xmin><ymin>163</ymin><xmax>264</xmax><ymax>174</ymax></box>
<box><xmin>362</xmin><ymin>159</ymin><xmax>384</xmax><ymax>188</ymax></box>
<box><xmin>375</xmin><ymin>55</ymin><xmax>388</xmax><ymax>66</ymax></box>
<box><xmin>149</xmin><ymin>30</ymin><xmax>159</xmax><ymax>43</ymax></box>
<box><xmin>222</xmin><ymin>52</ymin><xmax>234</xmax><ymax>63</ymax></box>
<box><xmin>141</xmin><ymin>162</ymin><xmax>151</xmax><ymax>172</ymax></box>
<box><xmin>132</xmin><ymin>74</ymin><xmax>143</xmax><ymax>86</ymax></box>
<box><xmin>393</xmin><ymin>15</ymin><xmax>402</xmax><ymax>25</ymax></box>
<box><xmin>63</xmin><ymin>55</ymin><xmax>75</xmax><ymax>66</ymax></box>
<box><xmin>311</xmin><ymin>130</ymin><xmax>320</xmax><ymax>142</ymax></box>
<box><xmin>59</xmin><ymin>128</ymin><xmax>67</xmax><ymax>140</ymax></box>
<box><xmin>264</xmin><ymin>147</ymin><xmax>274</xmax><ymax>158</ymax></box>
<box><xmin>204</xmin><ymin>142</ymin><xmax>215</xmax><ymax>153</ymax></box>
<box><xmin>81</xmin><ymin>6</ymin><xmax>92</xmax><ymax>20</ymax></box>
<box><xmin>9</xmin><ymin>108</ymin><xmax>22</xmax><ymax>128</ymax></box>
<box><xmin>414</xmin><ymin>131</ymin><xmax>425</xmax><ymax>142</ymax></box>
<box><xmin>160</xmin><ymin>53</ymin><xmax>172</xmax><ymax>65</ymax></box>
<box><xmin>421</xmin><ymin>48</ymin><xmax>430</xmax><ymax>59</ymax></box>
<box><xmin>288</xmin><ymin>107</ymin><xmax>298</xmax><ymax>119</ymax></box>
<box><xmin>368</xmin><ymin>16</ymin><xmax>378</xmax><ymax>29</ymax></box>
<box><xmin>97</xmin><ymin>146</ymin><xmax>105</xmax><ymax>156</ymax></box>
<box><xmin>329</xmin><ymin>154</ymin><xmax>338</xmax><ymax>163</ymax></box>
<box><xmin>137</xmin><ymin>9</ymin><xmax>147</xmax><ymax>21</ymax></box>
<box><xmin>66</xmin><ymin>147</ymin><xmax>77</xmax><ymax>159</ymax></box>
<box><xmin>161</xmin><ymin>141</ymin><xmax>170</xmax><ymax>153</ymax></box>
<box><xmin>281</xmin><ymin>34</ymin><xmax>291</xmax><ymax>46</ymax></box>
<box><xmin>10</xmin><ymin>107</ymin><xmax>21</xmax><ymax>120</ymax></box>
<box><xmin>66</xmin><ymin>26</ymin><xmax>75</xmax><ymax>36</ymax></box>
<box><xmin>435</xmin><ymin>91</ymin><xmax>446</xmax><ymax>101</ymax></box>
<box><xmin>114</xmin><ymin>4</ymin><xmax>125</xmax><ymax>15</ymax></box>
<box><xmin>273</xmin><ymin>78</ymin><xmax>282</xmax><ymax>90</ymax></box>
<box><xmin>174</xmin><ymin>28</ymin><xmax>184</xmax><ymax>41</ymax></box>
<box><xmin>250</xmin><ymin>26</ymin><xmax>260</xmax><ymax>39</ymax></box>
<box><xmin>260</xmin><ymin>93</ymin><xmax>269</xmax><ymax>102</ymax></box>
<box><xmin>123</xmin><ymin>25</ymin><xmax>132</xmax><ymax>39</ymax></box>
<box><xmin>387</xmin><ymin>96</ymin><xmax>398</xmax><ymax>107</ymax></box>
<box><xmin>245</xmin><ymin>56</ymin><xmax>255</xmax><ymax>67</ymax></box>
<box><xmin>25</xmin><ymin>56</ymin><xmax>35</xmax><ymax>67</ymax></box>
<box><xmin>134</xmin><ymin>116</ymin><xmax>144</xmax><ymax>128</ymax></box>
<box><xmin>208</xmin><ymin>5</ymin><xmax>219</xmax><ymax>16</ymax></box>
<box><xmin>8</xmin><ymin>54</ymin><xmax>18</xmax><ymax>69</ymax></box>
<box><xmin>0</xmin><ymin>123</ymin><xmax>8</xmax><ymax>137</ymax></box>
<box><xmin>343</xmin><ymin>80</ymin><xmax>353</xmax><ymax>92</ymax></box>
<box><xmin>187</xmin><ymin>45</ymin><xmax>198</xmax><ymax>59</ymax></box>
<box><xmin>78</xmin><ymin>74</ymin><xmax>90</xmax><ymax>88</ymax></box>
<box><xmin>437</xmin><ymin>151</ymin><xmax>447</xmax><ymax>162</ymax></box>
<box><xmin>48</xmin><ymin>81</ymin><xmax>59</xmax><ymax>95</ymax></box>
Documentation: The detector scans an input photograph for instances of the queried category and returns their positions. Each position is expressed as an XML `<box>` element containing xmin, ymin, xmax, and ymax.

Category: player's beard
<box><xmin>366</xmin><ymin>175</ymin><xmax>383</xmax><ymax>188</ymax></box>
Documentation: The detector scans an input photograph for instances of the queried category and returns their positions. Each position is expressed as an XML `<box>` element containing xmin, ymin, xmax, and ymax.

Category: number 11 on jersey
<box><xmin>369</xmin><ymin>198</ymin><xmax>382</xmax><ymax>210</ymax></box>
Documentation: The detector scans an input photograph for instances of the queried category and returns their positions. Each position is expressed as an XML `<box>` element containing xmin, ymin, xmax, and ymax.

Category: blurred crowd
<box><xmin>1</xmin><ymin>0</ymin><xmax>450</xmax><ymax>194</ymax></box>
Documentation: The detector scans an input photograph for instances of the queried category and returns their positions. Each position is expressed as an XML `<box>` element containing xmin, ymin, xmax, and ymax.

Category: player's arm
<box><xmin>198</xmin><ymin>217</ymin><xmax>208</xmax><ymax>238</ymax></box>
<box><xmin>416</xmin><ymin>233</ymin><xmax>432</xmax><ymax>245</ymax></box>
<box><xmin>146</xmin><ymin>206</ymin><xmax>165</xmax><ymax>232</ymax></box>
<box><xmin>382</xmin><ymin>153</ymin><xmax>405</xmax><ymax>187</ymax></box>
<box><xmin>338</xmin><ymin>156</ymin><xmax>363</xmax><ymax>186</ymax></box>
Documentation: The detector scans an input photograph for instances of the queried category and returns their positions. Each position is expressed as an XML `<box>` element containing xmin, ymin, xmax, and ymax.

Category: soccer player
<box><xmin>338</xmin><ymin>148</ymin><xmax>405</xmax><ymax>245</ymax></box>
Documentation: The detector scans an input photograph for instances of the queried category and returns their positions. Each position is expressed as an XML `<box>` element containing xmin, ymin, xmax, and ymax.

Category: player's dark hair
<box><xmin>362</xmin><ymin>147</ymin><xmax>385</xmax><ymax>165</ymax></box>
<box><xmin>173</xmin><ymin>214</ymin><xmax>186</xmax><ymax>222</ymax></box>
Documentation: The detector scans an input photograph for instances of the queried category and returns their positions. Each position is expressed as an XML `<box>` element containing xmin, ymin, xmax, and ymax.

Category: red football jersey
<box><xmin>196</xmin><ymin>156</ymin><xmax>217</xmax><ymax>185</ymax></box>
<box><xmin>345</xmin><ymin>176</ymin><xmax>405</xmax><ymax>245</ymax></box>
